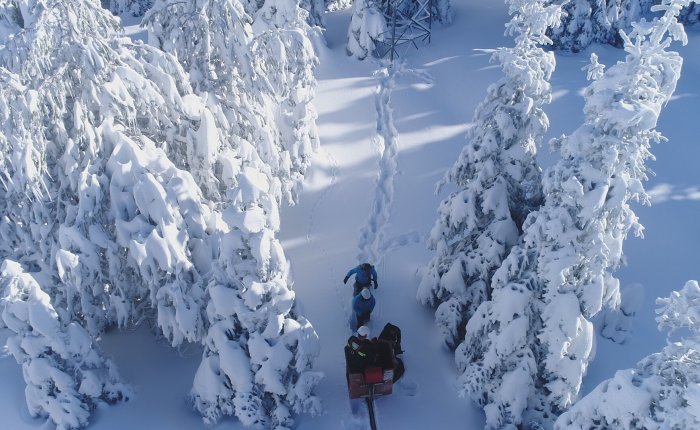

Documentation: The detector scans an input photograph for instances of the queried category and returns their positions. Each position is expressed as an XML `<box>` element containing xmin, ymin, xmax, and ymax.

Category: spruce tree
<box><xmin>146</xmin><ymin>0</ymin><xmax>322</xmax><ymax>426</ymax></box>
<box><xmin>418</xmin><ymin>0</ymin><xmax>562</xmax><ymax>349</ymax></box>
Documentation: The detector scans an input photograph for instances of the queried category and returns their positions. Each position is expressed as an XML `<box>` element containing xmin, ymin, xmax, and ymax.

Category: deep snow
<box><xmin>2</xmin><ymin>0</ymin><xmax>700</xmax><ymax>429</ymax></box>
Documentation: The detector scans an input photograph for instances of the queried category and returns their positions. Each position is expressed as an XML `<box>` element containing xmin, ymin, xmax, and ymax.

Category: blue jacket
<box><xmin>346</xmin><ymin>264</ymin><xmax>378</xmax><ymax>286</ymax></box>
<box><xmin>353</xmin><ymin>294</ymin><xmax>376</xmax><ymax>315</ymax></box>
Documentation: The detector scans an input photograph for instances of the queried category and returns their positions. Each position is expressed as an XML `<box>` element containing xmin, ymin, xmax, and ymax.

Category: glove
<box><xmin>343</xmin><ymin>276</ymin><xmax>349</xmax><ymax>284</ymax></box>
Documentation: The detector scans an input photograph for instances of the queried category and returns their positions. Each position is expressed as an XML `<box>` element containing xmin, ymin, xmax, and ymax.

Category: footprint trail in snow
<box><xmin>356</xmin><ymin>63</ymin><xmax>434</xmax><ymax>266</ymax></box>
<box><xmin>348</xmin><ymin>61</ymin><xmax>432</xmax><ymax>426</ymax></box>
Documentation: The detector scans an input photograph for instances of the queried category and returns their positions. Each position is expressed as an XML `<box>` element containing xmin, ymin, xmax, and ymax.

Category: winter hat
<box><xmin>357</xmin><ymin>326</ymin><xmax>370</xmax><ymax>337</ymax></box>
<box><xmin>361</xmin><ymin>288</ymin><xmax>372</xmax><ymax>299</ymax></box>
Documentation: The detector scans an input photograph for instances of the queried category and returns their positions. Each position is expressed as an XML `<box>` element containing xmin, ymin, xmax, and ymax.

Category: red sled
<box><xmin>345</xmin><ymin>340</ymin><xmax>396</xmax><ymax>399</ymax></box>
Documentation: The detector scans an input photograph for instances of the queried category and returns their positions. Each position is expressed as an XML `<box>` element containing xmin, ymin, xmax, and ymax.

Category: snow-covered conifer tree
<box><xmin>458</xmin><ymin>1</ymin><xmax>692</xmax><ymax>428</ymax></box>
<box><xmin>237</xmin><ymin>0</ymin><xmax>325</xmax><ymax>29</ymax></box>
<box><xmin>145</xmin><ymin>0</ymin><xmax>319</xmax><ymax>205</ymax></box>
<box><xmin>0</xmin><ymin>0</ymin><xmax>220</xmax><ymax>346</ymax></box>
<box><xmin>432</xmin><ymin>0</ymin><xmax>453</xmax><ymax>24</ymax></box>
<box><xmin>549</xmin><ymin>0</ymin><xmax>655</xmax><ymax>51</ymax></box>
<box><xmin>555</xmin><ymin>280</ymin><xmax>700</xmax><ymax>429</ymax></box>
<box><xmin>1</xmin><ymin>0</ymin><xmax>321</xmax><ymax>428</ymax></box>
<box><xmin>191</xmin><ymin>217</ymin><xmax>323</xmax><ymax>427</ymax></box>
<box><xmin>102</xmin><ymin>0</ymin><xmax>153</xmax><ymax>16</ymax></box>
<box><xmin>346</xmin><ymin>0</ymin><xmax>386</xmax><ymax>59</ymax></box>
<box><xmin>252</xmin><ymin>0</ymin><xmax>320</xmax><ymax>204</ymax></box>
<box><xmin>0</xmin><ymin>0</ymin><xmax>221</xmax><ymax>392</ymax></box>
<box><xmin>145</xmin><ymin>1</ymin><xmax>322</xmax><ymax>427</ymax></box>
<box><xmin>417</xmin><ymin>0</ymin><xmax>562</xmax><ymax>349</ymax></box>
<box><xmin>144</xmin><ymin>0</ymin><xmax>267</xmax><ymax>201</ymax></box>
<box><xmin>348</xmin><ymin>0</ymin><xmax>450</xmax><ymax>47</ymax></box>
<box><xmin>326</xmin><ymin>0</ymin><xmax>352</xmax><ymax>12</ymax></box>
<box><xmin>0</xmin><ymin>261</ymin><xmax>130</xmax><ymax>430</ymax></box>
<box><xmin>297</xmin><ymin>0</ymin><xmax>325</xmax><ymax>27</ymax></box>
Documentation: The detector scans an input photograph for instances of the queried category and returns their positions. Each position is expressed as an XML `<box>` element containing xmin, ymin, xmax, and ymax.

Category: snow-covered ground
<box><xmin>2</xmin><ymin>0</ymin><xmax>700</xmax><ymax>429</ymax></box>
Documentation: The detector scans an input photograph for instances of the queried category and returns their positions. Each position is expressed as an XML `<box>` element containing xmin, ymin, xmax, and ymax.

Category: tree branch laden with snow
<box><xmin>555</xmin><ymin>280</ymin><xmax>700</xmax><ymax>430</ymax></box>
<box><xmin>1</xmin><ymin>260</ymin><xmax>130</xmax><ymax>430</ymax></box>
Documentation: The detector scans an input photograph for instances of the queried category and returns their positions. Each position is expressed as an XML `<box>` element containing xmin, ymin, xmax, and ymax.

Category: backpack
<box><xmin>378</xmin><ymin>322</ymin><xmax>403</xmax><ymax>356</ymax></box>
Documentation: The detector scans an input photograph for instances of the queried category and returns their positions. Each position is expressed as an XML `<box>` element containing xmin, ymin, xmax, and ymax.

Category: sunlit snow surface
<box><xmin>2</xmin><ymin>0</ymin><xmax>700</xmax><ymax>429</ymax></box>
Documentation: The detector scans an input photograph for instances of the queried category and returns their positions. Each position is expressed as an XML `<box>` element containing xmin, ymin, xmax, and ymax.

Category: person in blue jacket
<box><xmin>344</xmin><ymin>262</ymin><xmax>378</xmax><ymax>296</ymax></box>
<box><xmin>353</xmin><ymin>288</ymin><xmax>376</xmax><ymax>327</ymax></box>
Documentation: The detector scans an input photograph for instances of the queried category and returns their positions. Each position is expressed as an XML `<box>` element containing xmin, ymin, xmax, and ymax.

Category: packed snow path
<box><xmin>352</xmin><ymin>62</ymin><xmax>435</xmax><ymax>428</ymax></box>
<box><xmin>356</xmin><ymin>64</ymin><xmax>432</xmax><ymax>267</ymax></box>
<box><xmin>278</xmin><ymin>5</ymin><xmax>504</xmax><ymax>428</ymax></box>
<box><xmin>355</xmin><ymin>66</ymin><xmax>401</xmax><ymax>267</ymax></box>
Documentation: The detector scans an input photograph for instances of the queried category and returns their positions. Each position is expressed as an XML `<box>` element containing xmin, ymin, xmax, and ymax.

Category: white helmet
<box><xmin>361</xmin><ymin>288</ymin><xmax>372</xmax><ymax>299</ymax></box>
<box><xmin>357</xmin><ymin>326</ymin><xmax>370</xmax><ymax>337</ymax></box>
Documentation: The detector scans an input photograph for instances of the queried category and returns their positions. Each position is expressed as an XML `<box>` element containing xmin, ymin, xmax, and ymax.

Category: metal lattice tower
<box><xmin>372</xmin><ymin>0</ymin><xmax>434</xmax><ymax>61</ymax></box>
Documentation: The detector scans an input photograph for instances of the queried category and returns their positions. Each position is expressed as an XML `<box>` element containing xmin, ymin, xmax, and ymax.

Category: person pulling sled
<box><xmin>344</xmin><ymin>262</ymin><xmax>378</xmax><ymax>296</ymax></box>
